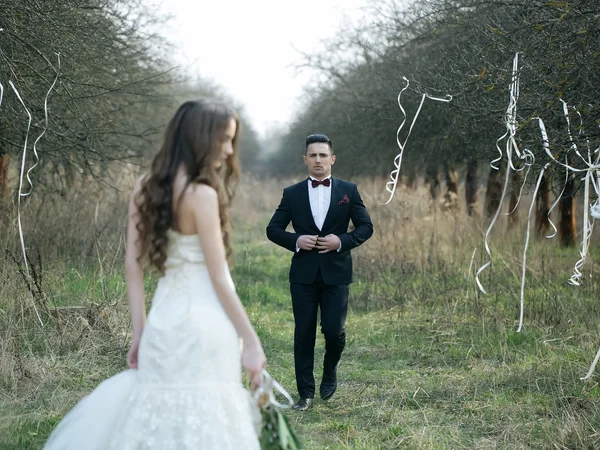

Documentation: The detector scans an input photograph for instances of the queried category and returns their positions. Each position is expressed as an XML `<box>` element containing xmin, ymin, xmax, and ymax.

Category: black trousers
<box><xmin>290</xmin><ymin>269</ymin><xmax>349</xmax><ymax>398</ymax></box>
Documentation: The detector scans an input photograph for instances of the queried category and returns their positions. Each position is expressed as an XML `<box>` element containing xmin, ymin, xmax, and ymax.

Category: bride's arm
<box><xmin>125</xmin><ymin>177</ymin><xmax>146</xmax><ymax>341</ymax></box>
<box><xmin>189</xmin><ymin>184</ymin><xmax>266</xmax><ymax>383</ymax></box>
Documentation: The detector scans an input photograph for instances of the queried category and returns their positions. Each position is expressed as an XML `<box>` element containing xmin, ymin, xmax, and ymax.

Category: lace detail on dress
<box><xmin>109</xmin><ymin>384</ymin><xmax>259</xmax><ymax>450</ymax></box>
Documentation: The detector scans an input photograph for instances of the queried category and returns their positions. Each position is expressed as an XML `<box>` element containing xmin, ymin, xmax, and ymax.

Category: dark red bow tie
<box><xmin>311</xmin><ymin>178</ymin><xmax>331</xmax><ymax>188</ymax></box>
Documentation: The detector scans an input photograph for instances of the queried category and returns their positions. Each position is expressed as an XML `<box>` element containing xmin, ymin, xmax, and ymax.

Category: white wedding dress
<box><xmin>44</xmin><ymin>230</ymin><xmax>260</xmax><ymax>449</ymax></box>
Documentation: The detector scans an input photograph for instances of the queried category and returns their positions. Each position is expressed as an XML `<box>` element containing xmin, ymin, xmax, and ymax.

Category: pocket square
<box><xmin>338</xmin><ymin>195</ymin><xmax>350</xmax><ymax>205</ymax></box>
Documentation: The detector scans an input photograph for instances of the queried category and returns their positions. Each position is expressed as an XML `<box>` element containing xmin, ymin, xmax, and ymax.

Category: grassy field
<box><xmin>2</xmin><ymin>176</ymin><xmax>600</xmax><ymax>449</ymax></box>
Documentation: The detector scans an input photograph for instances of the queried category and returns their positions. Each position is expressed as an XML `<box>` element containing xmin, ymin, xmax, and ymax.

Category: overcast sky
<box><xmin>150</xmin><ymin>0</ymin><xmax>369</xmax><ymax>136</ymax></box>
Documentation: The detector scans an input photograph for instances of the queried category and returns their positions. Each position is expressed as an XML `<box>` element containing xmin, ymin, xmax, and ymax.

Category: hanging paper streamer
<box><xmin>28</xmin><ymin>53</ymin><xmax>60</xmax><ymax>198</ymax></box>
<box><xmin>528</xmin><ymin>108</ymin><xmax>600</xmax><ymax>379</ymax></box>
<box><xmin>9</xmin><ymin>81</ymin><xmax>42</xmax><ymax>326</ymax></box>
<box><xmin>476</xmin><ymin>51</ymin><xmax>600</xmax><ymax>333</ymax></box>
<box><xmin>494</xmin><ymin>53</ymin><xmax>523</xmax><ymax>169</ymax></box>
<box><xmin>11</xmin><ymin>82</ymin><xmax>34</xmax><ymax>270</ymax></box>
<box><xmin>534</xmin><ymin>110</ymin><xmax>600</xmax><ymax>379</ymax></box>
<box><xmin>384</xmin><ymin>77</ymin><xmax>452</xmax><ymax>204</ymax></box>
<box><xmin>560</xmin><ymin>100</ymin><xmax>596</xmax><ymax>286</ymax></box>
<box><xmin>545</xmin><ymin>157</ymin><xmax>569</xmax><ymax>239</ymax></box>
<box><xmin>475</xmin><ymin>53</ymin><xmax>533</xmax><ymax>295</ymax></box>
<box><xmin>9</xmin><ymin>53</ymin><xmax>61</xmax><ymax>327</ymax></box>
<box><xmin>567</xmin><ymin>144</ymin><xmax>597</xmax><ymax>287</ymax></box>
<box><xmin>581</xmin><ymin>156</ymin><xmax>600</xmax><ymax>380</ymax></box>
<box><xmin>505</xmin><ymin>155</ymin><xmax>533</xmax><ymax>216</ymax></box>
<box><xmin>516</xmin><ymin>162</ymin><xmax>548</xmax><ymax>332</ymax></box>
<box><xmin>533</xmin><ymin>114</ymin><xmax>600</xmax><ymax>285</ymax></box>
<box><xmin>380</xmin><ymin>55</ymin><xmax>600</xmax><ymax>378</ymax></box>
<box><xmin>582</xmin><ymin>347</ymin><xmax>600</xmax><ymax>381</ymax></box>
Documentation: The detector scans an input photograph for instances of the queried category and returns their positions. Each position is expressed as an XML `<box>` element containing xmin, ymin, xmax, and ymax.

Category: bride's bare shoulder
<box><xmin>182</xmin><ymin>182</ymin><xmax>218</xmax><ymax>208</ymax></box>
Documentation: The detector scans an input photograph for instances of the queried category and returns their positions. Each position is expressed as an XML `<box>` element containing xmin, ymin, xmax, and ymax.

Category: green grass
<box><xmin>235</xmin><ymin>241</ymin><xmax>600</xmax><ymax>449</ymax></box>
<box><xmin>3</xmin><ymin>225</ymin><xmax>600</xmax><ymax>449</ymax></box>
<box><xmin>0</xmin><ymin>418</ymin><xmax>61</xmax><ymax>450</ymax></box>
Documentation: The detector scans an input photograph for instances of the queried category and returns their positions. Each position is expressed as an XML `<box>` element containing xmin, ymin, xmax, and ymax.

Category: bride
<box><xmin>44</xmin><ymin>99</ymin><xmax>266</xmax><ymax>449</ymax></box>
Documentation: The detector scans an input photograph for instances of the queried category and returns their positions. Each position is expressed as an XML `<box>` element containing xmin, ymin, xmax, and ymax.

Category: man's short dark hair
<box><xmin>305</xmin><ymin>134</ymin><xmax>333</xmax><ymax>154</ymax></box>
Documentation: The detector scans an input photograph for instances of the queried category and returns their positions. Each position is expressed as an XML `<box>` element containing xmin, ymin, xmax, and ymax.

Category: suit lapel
<box><xmin>321</xmin><ymin>177</ymin><xmax>341</xmax><ymax>232</ymax></box>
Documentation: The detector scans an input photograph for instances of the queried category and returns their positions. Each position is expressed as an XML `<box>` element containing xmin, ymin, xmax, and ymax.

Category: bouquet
<box><xmin>250</xmin><ymin>370</ymin><xmax>303</xmax><ymax>450</ymax></box>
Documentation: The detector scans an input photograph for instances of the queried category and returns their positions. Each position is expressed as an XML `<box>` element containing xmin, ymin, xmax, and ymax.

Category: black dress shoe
<box><xmin>320</xmin><ymin>370</ymin><xmax>338</xmax><ymax>400</ymax></box>
<box><xmin>320</xmin><ymin>382</ymin><xmax>337</xmax><ymax>401</ymax></box>
<box><xmin>292</xmin><ymin>397</ymin><xmax>313</xmax><ymax>411</ymax></box>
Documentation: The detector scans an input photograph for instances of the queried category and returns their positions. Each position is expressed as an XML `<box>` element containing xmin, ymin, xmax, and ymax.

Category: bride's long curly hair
<box><xmin>135</xmin><ymin>99</ymin><xmax>240</xmax><ymax>274</ymax></box>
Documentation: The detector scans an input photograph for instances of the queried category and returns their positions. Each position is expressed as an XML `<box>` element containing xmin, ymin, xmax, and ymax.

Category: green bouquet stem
<box><xmin>259</xmin><ymin>405</ymin><xmax>303</xmax><ymax>450</ymax></box>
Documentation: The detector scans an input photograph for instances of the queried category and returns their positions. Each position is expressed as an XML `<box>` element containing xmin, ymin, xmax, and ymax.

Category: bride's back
<box><xmin>170</xmin><ymin>175</ymin><xmax>206</xmax><ymax>236</ymax></box>
<box><xmin>133</xmin><ymin>99</ymin><xmax>239</xmax><ymax>275</ymax></box>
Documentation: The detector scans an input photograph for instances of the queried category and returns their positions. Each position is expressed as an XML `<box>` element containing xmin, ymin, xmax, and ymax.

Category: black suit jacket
<box><xmin>266</xmin><ymin>177</ymin><xmax>373</xmax><ymax>285</ymax></box>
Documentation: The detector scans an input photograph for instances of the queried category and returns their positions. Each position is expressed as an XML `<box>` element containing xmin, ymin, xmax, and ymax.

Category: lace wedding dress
<box><xmin>44</xmin><ymin>230</ymin><xmax>259</xmax><ymax>449</ymax></box>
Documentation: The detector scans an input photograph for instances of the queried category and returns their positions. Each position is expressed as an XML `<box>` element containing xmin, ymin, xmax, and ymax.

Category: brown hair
<box><xmin>305</xmin><ymin>133</ymin><xmax>333</xmax><ymax>154</ymax></box>
<box><xmin>135</xmin><ymin>99</ymin><xmax>240</xmax><ymax>274</ymax></box>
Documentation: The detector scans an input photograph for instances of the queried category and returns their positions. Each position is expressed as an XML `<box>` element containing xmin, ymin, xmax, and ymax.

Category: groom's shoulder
<box><xmin>284</xmin><ymin>179</ymin><xmax>308</xmax><ymax>192</ymax></box>
<box><xmin>334</xmin><ymin>178</ymin><xmax>357</xmax><ymax>189</ymax></box>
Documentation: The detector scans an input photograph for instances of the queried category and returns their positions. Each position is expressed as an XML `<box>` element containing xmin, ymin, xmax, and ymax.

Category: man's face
<box><xmin>304</xmin><ymin>143</ymin><xmax>335</xmax><ymax>179</ymax></box>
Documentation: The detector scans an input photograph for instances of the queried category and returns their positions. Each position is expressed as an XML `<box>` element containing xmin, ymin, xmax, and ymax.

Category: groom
<box><xmin>266</xmin><ymin>134</ymin><xmax>373</xmax><ymax>411</ymax></box>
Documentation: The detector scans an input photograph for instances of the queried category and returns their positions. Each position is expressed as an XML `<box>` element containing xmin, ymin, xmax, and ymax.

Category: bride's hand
<box><xmin>127</xmin><ymin>336</ymin><xmax>141</xmax><ymax>369</ymax></box>
<box><xmin>242</xmin><ymin>342</ymin><xmax>267</xmax><ymax>388</ymax></box>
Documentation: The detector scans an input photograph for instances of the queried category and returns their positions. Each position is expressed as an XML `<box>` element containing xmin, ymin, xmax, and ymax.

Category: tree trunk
<box><xmin>485</xmin><ymin>165</ymin><xmax>503</xmax><ymax>218</ymax></box>
<box><xmin>443</xmin><ymin>164</ymin><xmax>460</xmax><ymax>211</ymax></box>
<box><xmin>0</xmin><ymin>153</ymin><xmax>8</xmax><ymax>200</ymax></box>
<box><xmin>535</xmin><ymin>173</ymin><xmax>551</xmax><ymax>237</ymax></box>
<box><xmin>465</xmin><ymin>158</ymin><xmax>478</xmax><ymax>216</ymax></box>
<box><xmin>507</xmin><ymin>169</ymin><xmax>522</xmax><ymax>228</ymax></box>
<box><xmin>407</xmin><ymin>167</ymin><xmax>418</xmax><ymax>190</ymax></box>
<box><xmin>559</xmin><ymin>174</ymin><xmax>577</xmax><ymax>247</ymax></box>
<box><xmin>425</xmin><ymin>166</ymin><xmax>441</xmax><ymax>201</ymax></box>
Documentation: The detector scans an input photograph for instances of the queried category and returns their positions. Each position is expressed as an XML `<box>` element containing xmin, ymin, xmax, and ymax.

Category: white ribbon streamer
<box><xmin>384</xmin><ymin>77</ymin><xmax>452</xmax><ymax>204</ymax></box>
<box><xmin>536</xmin><ymin>117</ymin><xmax>596</xmax><ymax>174</ymax></box>
<box><xmin>534</xmin><ymin>118</ymin><xmax>570</xmax><ymax>239</ymax></box>
<box><xmin>476</xmin><ymin>52</ymin><xmax>528</xmax><ymax>294</ymax></box>
<box><xmin>545</xmin><ymin>156</ymin><xmax>569</xmax><ymax>239</ymax></box>
<box><xmin>505</xmin><ymin>151</ymin><xmax>534</xmax><ymax>216</ymax></box>
<box><xmin>253</xmin><ymin>369</ymin><xmax>294</xmax><ymax>409</ymax></box>
<box><xmin>10</xmin><ymin>81</ymin><xmax>42</xmax><ymax>326</ymax></box>
<box><xmin>8</xmin><ymin>54</ymin><xmax>60</xmax><ymax>327</ymax></box>
<box><xmin>534</xmin><ymin>115</ymin><xmax>600</xmax><ymax>285</ymax></box>
<box><xmin>531</xmin><ymin>106</ymin><xmax>600</xmax><ymax>379</ymax></box>
<box><xmin>583</xmin><ymin>182</ymin><xmax>600</xmax><ymax>381</ymax></box>
<box><xmin>560</xmin><ymin>99</ymin><xmax>589</xmax><ymax>167</ymax></box>
<box><xmin>517</xmin><ymin>162</ymin><xmax>548</xmax><ymax>332</ymax></box>
<box><xmin>567</xmin><ymin>147</ymin><xmax>598</xmax><ymax>286</ymax></box>
<box><xmin>27</xmin><ymin>53</ymin><xmax>60</xmax><ymax>198</ymax></box>
<box><xmin>582</xmin><ymin>347</ymin><xmax>600</xmax><ymax>381</ymax></box>
<box><xmin>475</xmin><ymin>155</ymin><xmax>511</xmax><ymax>295</ymax></box>
<box><xmin>11</xmin><ymin>82</ymin><xmax>34</xmax><ymax>272</ymax></box>
<box><xmin>490</xmin><ymin>53</ymin><xmax>521</xmax><ymax>171</ymax></box>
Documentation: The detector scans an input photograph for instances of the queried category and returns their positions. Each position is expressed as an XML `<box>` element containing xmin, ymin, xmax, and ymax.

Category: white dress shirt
<box><xmin>308</xmin><ymin>176</ymin><xmax>331</xmax><ymax>230</ymax></box>
<box><xmin>295</xmin><ymin>176</ymin><xmax>342</xmax><ymax>253</ymax></box>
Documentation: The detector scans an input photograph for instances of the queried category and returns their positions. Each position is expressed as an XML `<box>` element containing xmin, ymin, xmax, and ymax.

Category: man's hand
<box><xmin>297</xmin><ymin>235</ymin><xmax>318</xmax><ymax>251</ymax></box>
<box><xmin>316</xmin><ymin>234</ymin><xmax>341</xmax><ymax>254</ymax></box>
